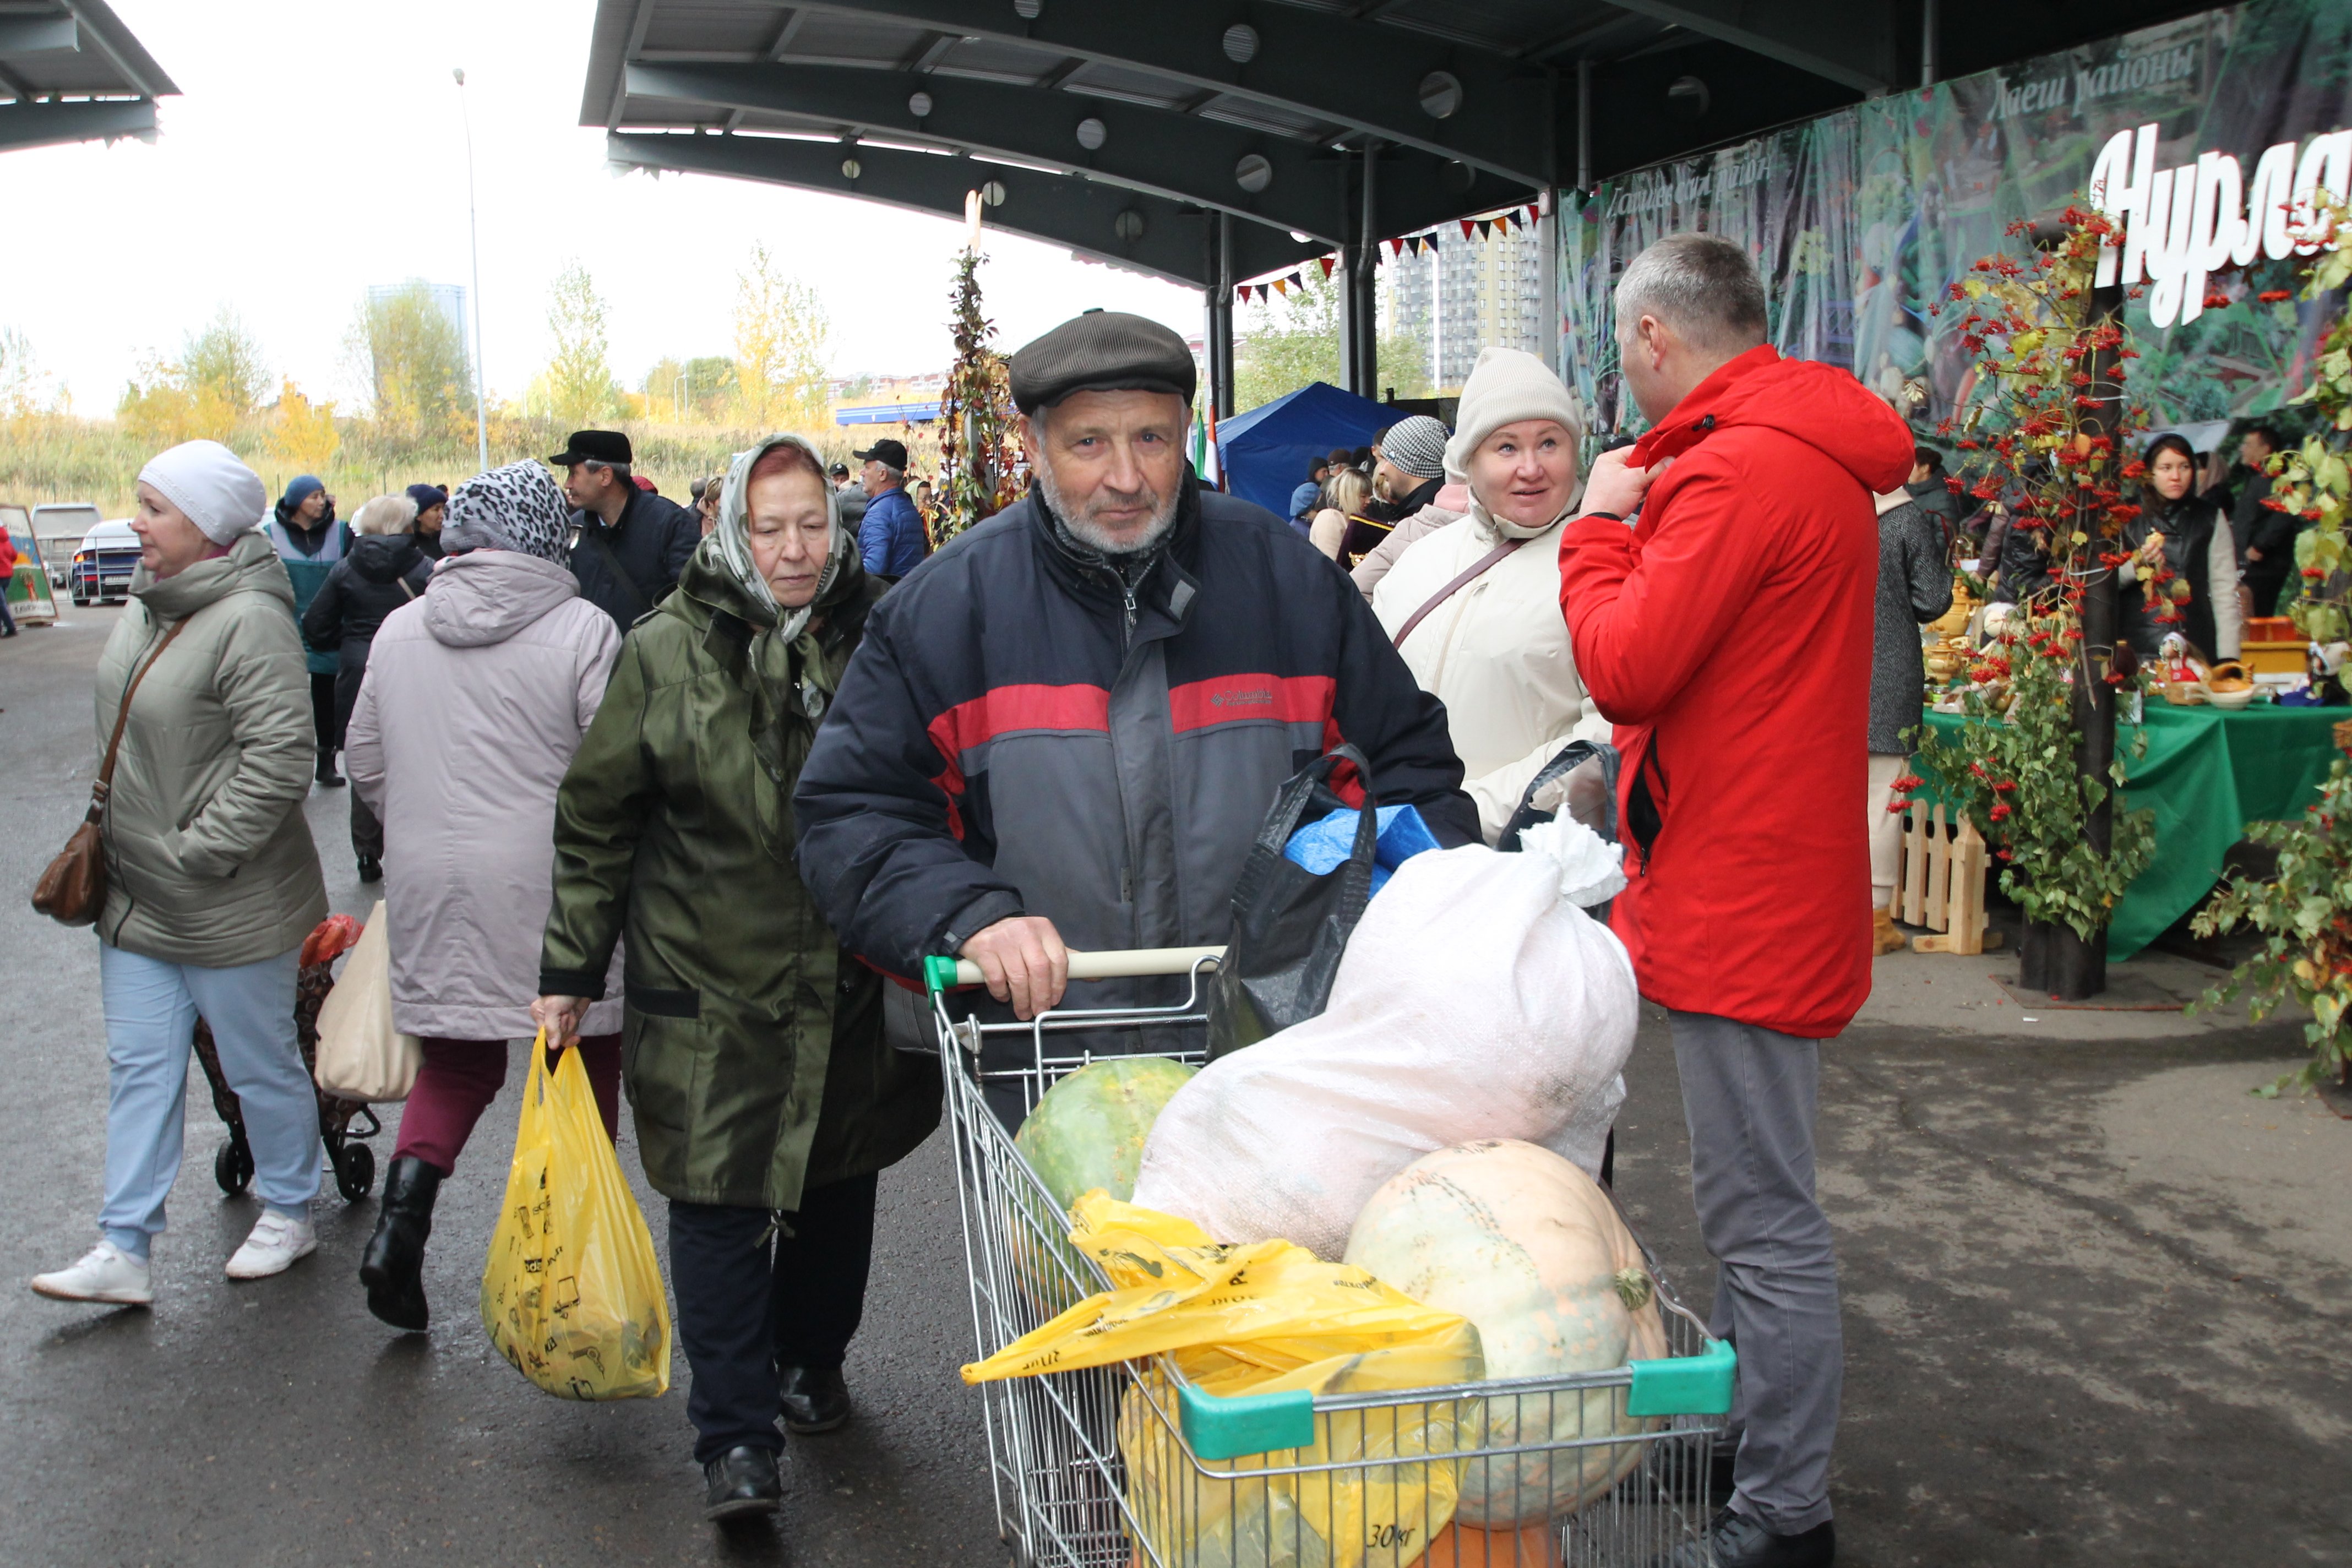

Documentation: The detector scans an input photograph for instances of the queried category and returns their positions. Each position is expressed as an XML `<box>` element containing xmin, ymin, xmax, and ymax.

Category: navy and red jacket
<box><xmin>793</xmin><ymin>469</ymin><xmax>1478</xmax><ymax>988</ymax></box>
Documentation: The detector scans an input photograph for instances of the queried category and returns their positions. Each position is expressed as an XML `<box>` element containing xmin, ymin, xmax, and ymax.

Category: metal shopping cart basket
<box><xmin>925</xmin><ymin>946</ymin><xmax>1734</xmax><ymax>1568</ymax></box>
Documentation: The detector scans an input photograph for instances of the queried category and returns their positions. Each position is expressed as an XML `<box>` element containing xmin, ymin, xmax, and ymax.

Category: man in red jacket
<box><xmin>1562</xmin><ymin>233</ymin><xmax>1913</xmax><ymax>1568</ymax></box>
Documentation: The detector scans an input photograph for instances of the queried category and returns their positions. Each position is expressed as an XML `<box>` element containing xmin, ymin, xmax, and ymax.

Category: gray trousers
<box><xmin>1670</xmin><ymin>1010</ymin><xmax>1841</xmax><ymax>1534</ymax></box>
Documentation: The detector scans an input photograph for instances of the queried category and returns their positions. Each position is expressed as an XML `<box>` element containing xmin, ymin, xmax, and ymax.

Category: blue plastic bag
<box><xmin>1283</xmin><ymin>804</ymin><xmax>1440</xmax><ymax>897</ymax></box>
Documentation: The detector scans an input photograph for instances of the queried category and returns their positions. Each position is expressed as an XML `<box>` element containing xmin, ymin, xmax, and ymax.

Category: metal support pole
<box><xmin>1920</xmin><ymin>0</ymin><xmax>1940</xmax><ymax>86</ymax></box>
<box><xmin>454</xmin><ymin>67</ymin><xmax>489</xmax><ymax>474</ymax></box>
<box><xmin>1212</xmin><ymin>211</ymin><xmax>1235</xmax><ymax>418</ymax></box>
<box><xmin>1353</xmin><ymin>139</ymin><xmax>1379</xmax><ymax>396</ymax></box>
<box><xmin>1539</xmin><ymin>68</ymin><xmax>1560</xmax><ymax>374</ymax></box>
<box><xmin>1576</xmin><ymin>57</ymin><xmax>1593</xmax><ymax>193</ymax></box>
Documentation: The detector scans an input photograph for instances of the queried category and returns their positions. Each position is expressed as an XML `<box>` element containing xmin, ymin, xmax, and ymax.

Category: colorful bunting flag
<box><xmin>1319</xmin><ymin>256</ymin><xmax>1334</xmax><ymax>279</ymax></box>
<box><xmin>1458</xmin><ymin>218</ymin><xmax>1476</xmax><ymax>240</ymax></box>
<box><xmin>1287</xmin><ymin>271</ymin><xmax>1303</xmax><ymax>289</ymax></box>
<box><xmin>1507</xmin><ymin>209</ymin><xmax>1526</xmax><ymax>231</ymax></box>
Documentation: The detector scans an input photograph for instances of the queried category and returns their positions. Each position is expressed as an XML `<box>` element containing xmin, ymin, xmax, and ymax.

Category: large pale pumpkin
<box><xmin>1343</xmin><ymin>1140</ymin><xmax>1667</xmax><ymax>1528</ymax></box>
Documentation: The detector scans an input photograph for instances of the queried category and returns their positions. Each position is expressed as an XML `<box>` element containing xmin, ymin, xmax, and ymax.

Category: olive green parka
<box><xmin>539</xmin><ymin>540</ymin><xmax>940</xmax><ymax>1211</ymax></box>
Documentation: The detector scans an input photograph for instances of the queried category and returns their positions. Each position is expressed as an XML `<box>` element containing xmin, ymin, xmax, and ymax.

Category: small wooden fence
<box><xmin>1899</xmin><ymin>802</ymin><xmax>2002</xmax><ymax>955</ymax></box>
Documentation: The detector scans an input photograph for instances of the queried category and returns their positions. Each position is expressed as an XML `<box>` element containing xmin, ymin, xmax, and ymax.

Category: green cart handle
<box><xmin>1627</xmin><ymin>1337</ymin><xmax>1735</xmax><ymax>1417</ymax></box>
<box><xmin>924</xmin><ymin>946</ymin><xmax>1224</xmax><ymax>993</ymax></box>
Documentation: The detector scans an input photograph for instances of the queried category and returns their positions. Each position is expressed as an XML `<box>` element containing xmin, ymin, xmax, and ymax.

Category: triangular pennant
<box><xmin>1319</xmin><ymin>256</ymin><xmax>1334</xmax><ymax>278</ymax></box>
<box><xmin>1507</xmin><ymin>210</ymin><xmax>1526</xmax><ymax>231</ymax></box>
<box><xmin>1287</xmin><ymin>271</ymin><xmax>1303</xmax><ymax>289</ymax></box>
<box><xmin>1387</xmin><ymin>237</ymin><xmax>1404</xmax><ymax>257</ymax></box>
<box><xmin>1257</xmin><ymin>282</ymin><xmax>1271</xmax><ymax>302</ymax></box>
<box><xmin>1272</xmin><ymin>279</ymin><xmax>1288</xmax><ymax>297</ymax></box>
<box><xmin>1459</xmin><ymin>218</ymin><xmax>1476</xmax><ymax>239</ymax></box>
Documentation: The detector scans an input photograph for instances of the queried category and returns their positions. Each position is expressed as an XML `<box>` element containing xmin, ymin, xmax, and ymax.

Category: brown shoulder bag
<box><xmin>33</xmin><ymin>618</ymin><xmax>189</xmax><ymax>925</ymax></box>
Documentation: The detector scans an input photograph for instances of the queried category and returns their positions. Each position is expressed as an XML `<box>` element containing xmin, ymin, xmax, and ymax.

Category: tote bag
<box><xmin>313</xmin><ymin>900</ymin><xmax>422</xmax><ymax>1103</ymax></box>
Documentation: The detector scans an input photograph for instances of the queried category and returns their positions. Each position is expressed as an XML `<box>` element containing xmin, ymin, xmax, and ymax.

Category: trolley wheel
<box><xmin>214</xmin><ymin>1137</ymin><xmax>253</xmax><ymax>1195</ymax></box>
<box><xmin>333</xmin><ymin>1141</ymin><xmax>375</xmax><ymax>1202</ymax></box>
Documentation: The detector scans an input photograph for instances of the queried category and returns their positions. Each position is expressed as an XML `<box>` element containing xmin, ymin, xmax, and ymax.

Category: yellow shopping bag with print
<box><xmin>480</xmin><ymin>1032</ymin><xmax>671</xmax><ymax>1401</ymax></box>
<box><xmin>967</xmin><ymin>1194</ymin><xmax>1482</xmax><ymax>1568</ymax></box>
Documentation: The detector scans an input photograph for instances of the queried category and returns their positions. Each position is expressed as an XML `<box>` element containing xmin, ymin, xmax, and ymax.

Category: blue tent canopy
<box><xmin>1215</xmin><ymin>382</ymin><xmax>1400</xmax><ymax>522</ymax></box>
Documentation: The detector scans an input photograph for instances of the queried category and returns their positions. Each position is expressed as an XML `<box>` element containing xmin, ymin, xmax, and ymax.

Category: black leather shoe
<box><xmin>359</xmin><ymin>1157</ymin><xmax>441</xmax><ymax>1331</ymax></box>
<box><xmin>356</xmin><ymin>855</ymin><xmax>382</xmax><ymax>883</ymax></box>
<box><xmin>317</xmin><ymin>748</ymin><xmax>345</xmax><ymax>788</ymax></box>
<box><xmin>1653</xmin><ymin>1509</ymin><xmax>1834</xmax><ymax>1568</ymax></box>
<box><xmin>778</xmin><ymin>1365</ymin><xmax>852</xmax><ymax>1434</ymax></box>
<box><xmin>702</xmin><ymin>1445</ymin><xmax>782</xmax><ymax>1521</ymax></box>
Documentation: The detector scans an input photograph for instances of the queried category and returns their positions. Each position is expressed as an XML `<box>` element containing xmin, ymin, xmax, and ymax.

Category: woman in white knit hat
<box><xmin>1371</xmin><ymin>346</ymin><xmax>1610</xmax><ymax>842</ymax></box>
<box><xmin>31</xmin><ymin>440</ymin><xmax>330</xmax><ymax>1306</ymax></box>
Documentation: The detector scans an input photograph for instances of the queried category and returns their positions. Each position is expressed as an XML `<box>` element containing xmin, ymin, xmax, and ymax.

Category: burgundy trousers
<box><xmin>391</xmin><ymin>1034</ymin><xmax>622</xmax><ymax>1177</ymax></box>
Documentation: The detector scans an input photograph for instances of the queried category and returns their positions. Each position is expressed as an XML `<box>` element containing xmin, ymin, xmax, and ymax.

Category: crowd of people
<box><xmin>17</xmin><ymin>225</ymin><xmax>2313</xmax><ymax>1566</ymax></box>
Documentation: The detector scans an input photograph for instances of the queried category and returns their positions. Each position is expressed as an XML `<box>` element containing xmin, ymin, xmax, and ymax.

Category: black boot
<box><xmin>1653</xmin><ymin>1510</ymin><xmax>1835</xmax><ymax>1568</ymax></box>
<box><xmin>356</xmin><ymin>854</ymin><xmax>382</xmax><ymax>883</ymax></box>
<box><xmin>316</xmin><ymin>746</ymin><xmax>345</xmax><ymax>787</ymax></box>
<box><xmin>359</xmin><ymin>1156</ymin><xmax>441</xmax><ymax>1331</ymax></box>
<box><xmin>778</xmin><ymin>1364</ymin><xmax>852</xmax><ymax>1434</ymax></box>
<box><xmin>702</xmin><ymin>1445</ymin><xmax>782</xmax><ymax>1521</ymax></box>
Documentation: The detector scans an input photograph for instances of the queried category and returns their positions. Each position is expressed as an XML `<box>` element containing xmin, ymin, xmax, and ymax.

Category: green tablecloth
<box><xmin>1913</xmin><ymin>703</ymin><xmax>2343</xmax><ymax>960</ymax></box>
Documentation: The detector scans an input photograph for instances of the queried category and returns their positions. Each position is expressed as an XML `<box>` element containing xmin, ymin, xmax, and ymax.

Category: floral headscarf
<box><xmin>710</xmin><ymin>433</ymin><xmax>850</xmax><ymax>640</ymax></box>
<box><xmin>443</xmin><ymin>460</ymin><xmax>573</xmax><ymax>564</ymax></box>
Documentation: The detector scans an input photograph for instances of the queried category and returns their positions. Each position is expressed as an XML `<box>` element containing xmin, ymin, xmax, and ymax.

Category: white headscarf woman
<box><xmin>1371</xmin><ymin>346</ymin><xmax>1609</xmax><ymax>842</ymax></box>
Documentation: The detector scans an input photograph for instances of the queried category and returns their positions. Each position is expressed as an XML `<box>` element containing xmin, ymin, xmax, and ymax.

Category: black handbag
<box><xmin>1495</xmin><ymin>739</ymin><xmax>1621</xmax><ymax>851</ymax></box>
<box><xmin>1204</xmin><ymin>744</ymin><xmax>1379</xmax><ymax>1061</ymax></box>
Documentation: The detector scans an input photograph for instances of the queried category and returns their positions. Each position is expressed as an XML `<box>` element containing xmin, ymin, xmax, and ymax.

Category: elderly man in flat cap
<box><xmin>794</xmin><ymin>310</ymin><xmax>1476</xmax><ymax>1113</ymax></box>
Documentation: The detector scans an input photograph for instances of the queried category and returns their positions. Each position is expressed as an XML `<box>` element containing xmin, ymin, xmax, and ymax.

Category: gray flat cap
<box><xmin>1008</xmin><ymin>309</ymin><xmax>1196</xmax><ymax>415</ymax></box>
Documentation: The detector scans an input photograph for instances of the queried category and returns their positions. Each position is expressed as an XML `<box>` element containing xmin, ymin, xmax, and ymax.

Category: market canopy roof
<box><xmin>0</xmin><ymin>0</ymin><xmax>177</xmax><ymax>155</ymax></box>
<box><xmin>582</xmin><ymin>0</ymin><xmax>2206</xmax><ymax>289</ymax></box>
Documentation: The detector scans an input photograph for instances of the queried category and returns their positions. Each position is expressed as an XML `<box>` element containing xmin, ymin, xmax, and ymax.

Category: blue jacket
<box><xmin>858</xmin><ymin>487</ymin><xmax>927</xmax><ymax>578</ymax></box>
<box><xmin>793</xmin><ymin>469</ymin><xmax>1477</xmax><ymax>992</ymax></box>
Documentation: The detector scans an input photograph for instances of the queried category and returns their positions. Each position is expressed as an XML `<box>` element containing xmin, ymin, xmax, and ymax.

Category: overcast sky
<box><xmin>0</xmin><ymin>0</ymin><xmax>1207</xmax><ymax>412</ymax></box>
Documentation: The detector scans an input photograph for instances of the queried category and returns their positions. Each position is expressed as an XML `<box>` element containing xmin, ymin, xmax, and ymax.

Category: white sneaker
<box><xmin>31</xmin><ymin>1241</ymin><xmax>153</xmax><ymax>1305</ymax></box>
<box><xmin>225</xmin><ymin>1211</ymin><xmax>316</xmax><ymax>1280</ymax></box>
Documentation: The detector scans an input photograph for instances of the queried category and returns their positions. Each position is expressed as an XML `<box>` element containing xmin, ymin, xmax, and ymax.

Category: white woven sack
<box><xmin>313</xmin><ymin>901</ymin><xmax>422</xmax><ymax>1103</ymax></box>
<box><xmin>1131</xmin><ymin>819</ymin><xmax>1637</xmax><ymax>1260</ymax></box>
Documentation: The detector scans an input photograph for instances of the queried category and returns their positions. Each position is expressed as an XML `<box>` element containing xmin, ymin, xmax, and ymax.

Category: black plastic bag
<box><xmin>1204</xmin><ymin>744</ymin><xmax>1378</xmax><ymax>1061</ymax></box>
<box><xmin>1497</xmin><ymin>739</ymin><xmax>1621</xmax><ymax>924</ymax></box>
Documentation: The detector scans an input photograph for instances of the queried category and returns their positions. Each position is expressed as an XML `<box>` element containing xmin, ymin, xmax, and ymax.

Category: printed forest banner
<box><xmin>1560</xmin><ymin>0</ymin><xmax>2352</xmax><ymax>442</ymax></box>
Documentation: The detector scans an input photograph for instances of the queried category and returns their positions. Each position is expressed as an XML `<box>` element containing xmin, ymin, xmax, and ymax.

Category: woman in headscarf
<box><xmin>533</xmin><ymin>434</ymin><xmax>940</xmax><ymax>1522</ymax></box>
<box><xmin>2120</xmin><ymin>432</ymin><xmax>2243</xmax><ymax>666</ymax></box>
<box><xmin>30</xmin><ymin>441</ymin><xmax>328</xmax><ymax>1306</ymax></box>
<box><xmin>266</xmin><ymin>476</ymin><xmax>350</xmax><ymax>786</ymax></box>
<box><xmin>342</xmin><ymin>461</ymin><xmax>626</xmax><ymax>1332</ymax></box>
<box><xmin>302</xmin><ymin>494</ymin><xmax>435</xmax><ymax>882</ymax></box>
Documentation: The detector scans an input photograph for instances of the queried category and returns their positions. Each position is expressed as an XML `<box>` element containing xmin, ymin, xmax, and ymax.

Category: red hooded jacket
<box><xmin>1560</xmin><ymin>346</ymin><xmax>1915</xmax><ymax>1038</ymax></box>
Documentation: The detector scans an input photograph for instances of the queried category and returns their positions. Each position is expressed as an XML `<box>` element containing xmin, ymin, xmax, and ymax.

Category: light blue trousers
<box><xmin>99</xmin><ymin>943</ymin><xmax>320</xmax><ymax>1259</ymax></box>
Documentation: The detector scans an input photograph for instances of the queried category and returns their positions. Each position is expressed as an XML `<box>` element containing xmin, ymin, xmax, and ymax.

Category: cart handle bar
<box><xmin>924</xmin><ymin>945</ymin><xmax>1225</xmax><ymax>993</ymax></box>
<box><xmin>1174</xmin><ymin>1337</ymin><xmax>1736</xmax><ymax>1462</ymax></box>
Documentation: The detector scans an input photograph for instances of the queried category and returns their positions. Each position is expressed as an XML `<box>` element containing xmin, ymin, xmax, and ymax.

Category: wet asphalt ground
<box><xmin>3</xmin><ymin>606</ymin><xmax>2346</xmax><ymax>1566</ymax></box>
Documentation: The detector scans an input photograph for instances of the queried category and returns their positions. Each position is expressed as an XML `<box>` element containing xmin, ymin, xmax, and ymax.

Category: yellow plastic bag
<box><xmin>480</xmin><ymin>1032</ymin><xmax>672</xmax><ymax>1401</ymax></box>
<box><xmin>967</xmin><ymin>1195</ymin><xmax>1482</xmax><ymax>1568</ymax></box>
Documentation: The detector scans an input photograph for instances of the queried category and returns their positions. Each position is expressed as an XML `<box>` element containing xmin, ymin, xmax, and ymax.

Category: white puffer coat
<box><xmin>344</xmin><ymin>550</ymin><xmax>624</xmax><ymax>1040</ymax></box>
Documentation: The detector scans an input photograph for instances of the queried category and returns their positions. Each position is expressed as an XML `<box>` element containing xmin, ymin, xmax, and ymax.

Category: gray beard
<box><xmin>1036</xmin><ymin>460</ymin><xmax>1180</xmax><ymax>558</ymax></box>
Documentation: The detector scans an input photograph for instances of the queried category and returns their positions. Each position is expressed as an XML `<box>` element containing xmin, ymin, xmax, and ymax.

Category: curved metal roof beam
<box><xmin>0</xmin><ymin>96</ymin><xmax>154</xmax><ymax>153</ymax></box>
<box><xmin>628</xmin><ymin>62</ymin><xmax>1539</xmax><ymax>246</ymax></box>
<box><xmin>630</xmin><ymin>61</ymin><xmax>1347</xmax><ymax>243</ymax></box>
<box><xmin>605</xmin><ymin>130</ymin><xmax>1328</xmax><ymax>290</ymax></box>
<box><xmin>782</xmin><ymin>0</ymin><xmax>1551</xmax><ymax>184</ymax></box>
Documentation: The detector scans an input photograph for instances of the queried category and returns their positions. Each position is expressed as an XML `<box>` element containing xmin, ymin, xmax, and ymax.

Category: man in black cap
<box><xmin>853</xmin><ymin>435</ymin><xmax>927</xmax><ymax>579</ymax></box>
<box><xmin>794</xmin><ymin>310</ymin><xmax>1476</xmax><ymax>1111</ymax></box>
<box><xmin>547</xmin><ymin>429</ymin><xmax>700</xmax><ymax>631</ymax></box>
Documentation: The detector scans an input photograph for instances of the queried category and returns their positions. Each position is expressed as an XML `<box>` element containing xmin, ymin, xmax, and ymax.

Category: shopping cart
<box><xmin>927</xmin><ymin>946</ymin><xmax>1734</xmax><ymax>1568</ymax></box>
<box><xmin>198</xmin><ymin>916</ymin><xmax>380</xmax><ymax>1205</ymax></box>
